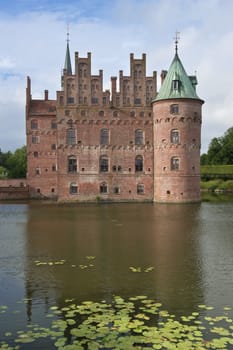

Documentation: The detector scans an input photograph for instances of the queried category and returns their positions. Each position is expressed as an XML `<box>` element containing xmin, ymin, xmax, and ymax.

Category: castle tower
<box><xmin>152</xmin><ymin>43</ymin><xmax>204</xmax><ymax>203</ymax></box>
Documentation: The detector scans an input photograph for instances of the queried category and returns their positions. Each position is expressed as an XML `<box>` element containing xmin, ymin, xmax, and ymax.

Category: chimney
<box><xmin>44</xmin><ymin>90</ymin><xmax>49</xmax><ymax>100</ymax></box>
<box><xmin>161</xmin><ymin>70</ymin><xmax>167</xmax><ymax>85</ymax></box>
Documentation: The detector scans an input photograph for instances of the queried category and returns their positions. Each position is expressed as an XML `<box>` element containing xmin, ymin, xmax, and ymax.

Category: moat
<box><xmin>0</xmin><ymin>201</ymin><xmax>233</xmax><ymax>348</ymax></box>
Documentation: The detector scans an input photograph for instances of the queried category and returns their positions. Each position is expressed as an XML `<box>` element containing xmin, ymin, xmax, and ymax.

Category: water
<box><xmin>0</xmin><ymin>201</ymin><xmax>233</xmax><ymax>347</ymax></box>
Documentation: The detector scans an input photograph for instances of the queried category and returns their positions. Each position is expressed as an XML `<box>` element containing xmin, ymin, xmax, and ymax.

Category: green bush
<box><xmin>200</xmin><ymin>180</ymin><xmax>222</xmax><ymax>191</ymax></box>
<box><xmin>218</xmin><ymin>180</ymin><xmax>233</xmax><ymax>191</ymax></box>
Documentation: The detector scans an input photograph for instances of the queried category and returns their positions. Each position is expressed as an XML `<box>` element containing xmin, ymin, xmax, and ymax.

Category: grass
<box><xmin>201</xmin><ymin>165</ymin><xmax>233</xmax><ymax>175</ymax></box>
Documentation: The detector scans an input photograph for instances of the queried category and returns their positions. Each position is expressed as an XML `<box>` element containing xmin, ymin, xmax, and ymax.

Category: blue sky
<box><xmin>0</xmin><ymin>0</ymin><xmax>233</xmax><ymax>152</ymax></box>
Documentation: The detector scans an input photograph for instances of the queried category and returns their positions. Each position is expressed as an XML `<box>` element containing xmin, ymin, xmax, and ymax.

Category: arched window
<box><xmin>135</xmin><ymin>155</ymin><xmax>143</xmax><ymax>172</ymax></box>
<box><xmin>100</xmin><ymin>182</ymin><xmax>108</xmax><ymax>193</ymax></box>
<box><xmin>68</xmin><ymin>156</ymin><xmax>77</xmax><ymax>173</ymax></box>
<box><xmin>99</xmin><ymin>156</ymin><xmax>109</xmax><ymax>172</ymax></box>
<box><xmin>99</xmin><ymin>110</ymin><xmax>104</xmax><ymax>117</ymax></box>
<box><xmin>70</xmin><ymin>182</ymin><xmax>78</xmax><ymax>194</ymax></box>
<box><xmin>100</xmin><ymin>129</ymin><xmax>109</xmax><ymax>145</ymax></box>
<box><xmin>171</xmin><ymin>129</ymin><xmax>179</xmax><ymax>144</ymax></box>
<box><xmin>171</xmin><ymin>157</ymin><xmax>179</xmax><ymax>171</ymax></box>
<box><xmin>66</xmin><ymin>129</ymin><xmax>76</xmax><ymax>145</ymax></box>
<box><xmin>31</xmin><ymin>119</ymin><xmax>38</xmax><ymax>129</ymax></box>
<box><xmin>135</xmin><ymin>129</ymin><xmax>144</xmax><ymax>145</ymax></box>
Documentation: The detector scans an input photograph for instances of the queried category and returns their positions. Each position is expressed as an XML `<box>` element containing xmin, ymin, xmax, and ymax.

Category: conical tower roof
<box><xmin>153</xmin><ymin>53</ymin><xmax>201</xmax><ymax>102</ymax></box>
<box><xmin>64</xmin><ymin>42</ymin><xmax>72</xmax><ymax>75</ymax></box>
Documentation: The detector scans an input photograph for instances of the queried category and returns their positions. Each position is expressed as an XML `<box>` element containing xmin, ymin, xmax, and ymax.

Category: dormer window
<box><xmin>172</xmin><ymin>79</ymin><xmax>180</xmax><ymax>90</ymax></box>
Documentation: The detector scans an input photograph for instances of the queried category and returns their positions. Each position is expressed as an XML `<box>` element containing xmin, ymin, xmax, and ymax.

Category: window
<box><xmin>67</xmin><ymin>97</ymin><xmax>74</xmax><ymax>104</ymax></box>
<box><xmin>100</xmin><ymin>182</ymin><xmax>108</xmax><ymax>194</ymax></box>
<box><xmin>91</xmin><ymin>97</ymin><xmax>98</xmax><ymax>104</ymax></box>
<box><xmin>171</xmin><ymin>157</ymin><xmax>179</xmax><ymax>171</ymax></box>
<box><xmin>31</xmin><ymin>119</ymin><xmax>38</xmax><ymax>129</ymax></box>
<box><xmin>171</xmin><ymin>129</ymin><xmax>179</xmax><ymax>144</ymax></box>
<box><xmin>100</xmin><ymin>129</ymin><xmax>109</xmax><ymax>145</ymax></box>
<box><xmin>113</xmin><ymin>111</ymin><xmax>118</xmax><ymax>117</ymax></box>
<box><xmin>135</xmin><ymin>98</ymin><xmax>141</xmax><ymax>105</ymax></box>
<box><xmin>70</xmin><ymin>182</ymin><xmax>78</xmax><ymax>194</ymax></box>
<box><xmin>99</xmin><ymin>110</ymin><xmax>104</xmax><ymax>117</ymax></box>
<box><xmin>135</xmin><ymin>129</ymin><xmax>144</xmax><ymax>145</ymax></box>
<box><xmin>113</xmin><ymin>186</ymin><xmax>120</xmax><ymax>194</ymax></box>
<box><xmin>137</xmin><ymin>183</ymin><xmax>144</xmax><ymax>194</ymax></box>
<box><xmin>130</xmin><ymin>111</ymin><xmax>135</xmax><ymax>118</ymax></box>
<box><xmin>35</xmin><ymin>167</ymin><xmax>40</xmax><ymax>175</ymax></box>
<box><xmin>52</xmin><ymin>165</ymin><xmax>56</xmax><ymax>172</ymax></box>
<box><xmin>135</xmin><ymin>155</ymin><xmax>143</xmax><ymax>172</ymax></box>
<box><xmin>51</xmin><ymin>120</ymin><xmax>57</xmax><ymax>129</ymax></box>
<box><xmin>68</xmin><ymin>156</ymin><xmax>77</xmax><ymax>173</ymax></box>
<box><xmin>103</xmin><ymin>97</ymin><xmax>107</xmax><ymax>105</ymax></box>
<box><xmin>32</xmin><ymin>136</ymin><xmax>39</xmax><ymax>144</ymax></box>
<box><xmin>170</xmin><ymin>104</ymin><xmax>179</xmax><ymax>114</ymax></box>
<box><xmin>66</xmin><ymin>129</ymin><xmax>76</xmax><ymax>145</ymax></box>
<box><xmin>51</xmin><ymin>144</ymin><xmax>56</xmax><ymax>150</ymax></box>
<box><xmin>99</xmin><ymin>156</ymin><xmax>109</xmax><ymax>172</ymax></box>
<box><xmin>172</xmin><ymin>79</ymin><xmax>180</xmax><ymax>90</ymax></box>
<box><xmin>112</xmin><ymin>165</ymin><xmax>117</xmax><ymax>172</ymax></box>
<box><xmin>34</xmin><ymin>151</ymin><xmax>38</xmax><ymax>157</ymax></box>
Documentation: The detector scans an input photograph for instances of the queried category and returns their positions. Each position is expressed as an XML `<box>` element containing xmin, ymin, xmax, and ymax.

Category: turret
<box><xmin>152</xmin><ymin>37</ymin><xmax>204</xmax><ymax>203</ymax></box>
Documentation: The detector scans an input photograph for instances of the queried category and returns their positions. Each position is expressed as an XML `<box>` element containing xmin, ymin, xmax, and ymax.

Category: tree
<box><xmin>203</xmin><ymin>127</ymin><xmax>233</xmax><ymax>165</ymax></box>
<box><xmin>6</xmin><ymin>146</ymin><xmax>27</xmax><ymax>178</ymax></box>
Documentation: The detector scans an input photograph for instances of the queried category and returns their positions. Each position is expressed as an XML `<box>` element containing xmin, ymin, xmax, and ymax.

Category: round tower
<box><xmin>152</xmin><ymin>48</ymin><xmax>204</xmax><ymax>203</ymax></box>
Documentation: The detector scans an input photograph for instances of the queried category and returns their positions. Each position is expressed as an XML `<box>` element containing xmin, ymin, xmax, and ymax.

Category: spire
<box><xmin>153</xmin><ymin>34</ymin><xmax>203</xmax><ymax>102</ymax></box>
<box><xmin>64</xmin><ymin>26</ymin><xmax>72</xmax><ymax>75</ymax></box>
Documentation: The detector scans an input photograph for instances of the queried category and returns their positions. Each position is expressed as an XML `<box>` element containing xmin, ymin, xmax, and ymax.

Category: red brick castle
<box><xmin>26</xmin><ymin>38</ymin><xmax>204</xmax><ymax>202</ymax></box>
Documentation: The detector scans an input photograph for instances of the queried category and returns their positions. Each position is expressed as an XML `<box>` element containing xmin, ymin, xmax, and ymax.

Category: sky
<box><xmin>0</xmin><ymin>0</ymin><xmax>233</xmax><ymax>153</ymax></box>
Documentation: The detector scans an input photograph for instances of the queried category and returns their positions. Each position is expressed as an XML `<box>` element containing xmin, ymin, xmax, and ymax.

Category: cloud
<box><xmin>0</xmin><ymin>0</ymin><xmax>232</xmax><ymax>153</ymax></box>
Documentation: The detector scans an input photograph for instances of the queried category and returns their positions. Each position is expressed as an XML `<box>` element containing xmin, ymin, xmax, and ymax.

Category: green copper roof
<box><xmin>64</xmin><ymin>43</ymin><xmax>72</xmax><ymax>75</ymax></box>
<box><xmin>153</xmin><ymin>53</ymin><xmax>201</xmax><ymax>102</ymax></box>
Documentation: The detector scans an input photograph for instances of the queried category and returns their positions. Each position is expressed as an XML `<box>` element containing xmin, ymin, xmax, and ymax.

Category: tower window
<box><xmin>99</xmin><ymin>156</ymin><xmax>109</xmax><ymax>172</ymax></box>
<box><xmin>100</xmin><ymin>129</ymin><xmax>109</xmax><ymax>145</ymax></box>
<box><xmin>135</xmin><ymin>129</ymin><xmax>144</xmax><ymax>145</ymax></box>
<box><xmin>171</xmin><ymin>129</ymin><xmax>180</xmax><ymax>144</ymax></box>
<box><xmin>135</xmin><ymin>155</ymin><xmax>143</xmax><ymax>172</ymax></box>
<box><xmin>68</xmin><ymin>156</ymin><xmax>77</xmax><ymax>173</ymax></box>
<box><xmin>66</xmin><ymin>128</ymin><xmax>76</xmax><ymax>145</ymax></box>
<box><xmin>32</xmin><ymin>136</ymin><xmax>39</xmax><ymax>144</ymax></box>
<box><xmin>31</xmin><ymin>119</ymin><xmax>38</xmax><ymax>129</ymax></box>
<box><xmin>170</xmin><ymin>104</ymin><xmax>179</xmax><ymax>114</ymax></box>
<box><xmin>171</xmin><ymin>157</ymin><xmax>180</xmax><ymax>171</ymax></box>
<box><xmin>172</xmin><ymin>79</ymin><xmax>180</xmax><ymax>90</ymax></box>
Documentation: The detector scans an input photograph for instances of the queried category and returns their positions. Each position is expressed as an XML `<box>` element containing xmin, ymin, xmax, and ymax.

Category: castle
<box><xmin>26</xmin><ymin>39</ymin><xmax>204</xmax><ymax>203</ymax></box>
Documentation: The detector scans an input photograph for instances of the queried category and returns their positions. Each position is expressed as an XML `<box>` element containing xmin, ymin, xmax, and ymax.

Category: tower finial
<box><xmin>67</xmin><ymin>23</ymin><xmax>70</xmax><ymax>44</ymax></box>
<box><xmin>174</xmin><ymin>31</ymin><xmax>180</xmax><ymax>54</ymax></box>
